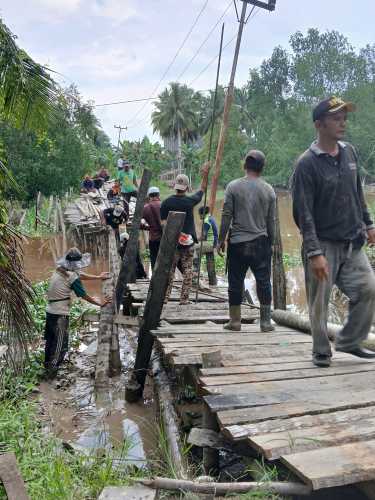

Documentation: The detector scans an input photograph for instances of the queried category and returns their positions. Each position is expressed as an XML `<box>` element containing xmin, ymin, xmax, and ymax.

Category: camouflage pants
<box><xmin>165</xmin><ymin>246</ymin><xmax>194</xmax><ymax>304</ymax></box>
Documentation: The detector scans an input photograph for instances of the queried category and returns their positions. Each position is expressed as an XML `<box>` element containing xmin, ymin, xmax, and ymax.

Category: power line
<box><xmin>176</xmin><ymin>0</ymin><xmax>233</xmax><ymax>82</ymax></box>
<box><xmin>125</xmin><ymin>0</ymin><xmax>209</xmax><ymax>126</ymax></box>
<box><xmin>189</xmin><ymin>7</ymin><xmax>259</xmax><ymax>87</ymax></box>
<box><xmin>94</xmin><ymin>89</ymin><xmax>213</xmax><ymax>107</ymax></box>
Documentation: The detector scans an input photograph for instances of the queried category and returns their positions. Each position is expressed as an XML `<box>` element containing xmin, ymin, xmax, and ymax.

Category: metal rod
<box><xmin>195</xmin><ymin>23</ymin><xmax>225</xmax><ymax>302</ymax></box>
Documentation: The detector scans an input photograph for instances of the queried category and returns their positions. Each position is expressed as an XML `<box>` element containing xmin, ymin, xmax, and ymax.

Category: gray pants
<box><xmin>303</xmin><ymin>241</ymin><xmax>375</xmax><ymax>356</ymax></box>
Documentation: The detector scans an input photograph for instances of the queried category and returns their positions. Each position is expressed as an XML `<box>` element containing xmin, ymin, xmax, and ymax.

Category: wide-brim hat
<box><xmin>56</xmin><ymin>248</ymin><xmax>91</xmax><ymax>271</ymax></box>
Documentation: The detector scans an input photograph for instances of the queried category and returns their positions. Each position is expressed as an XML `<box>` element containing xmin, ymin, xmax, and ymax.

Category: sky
<box><xmin>1</xmin><ymin>0</ymin><xmax>375</xmax><ymax>145</ymax></box>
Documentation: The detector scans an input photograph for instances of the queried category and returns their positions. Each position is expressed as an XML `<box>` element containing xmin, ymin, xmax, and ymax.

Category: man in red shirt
<box><xmin>142</xmin><ymin>186</ymin><xmax>162</xmax><ymax>270</ymax></box>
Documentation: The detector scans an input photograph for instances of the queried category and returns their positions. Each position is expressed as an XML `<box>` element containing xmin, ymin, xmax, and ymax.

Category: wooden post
<box><xmin>115</xmin><ymin>169</ymin><xmax>152</xmax><ymax>309</ymax></box>
<box><xmin>108</xmin><ymin>231</ymin><xmax>121</xmax><ymax>375</ymax></box>
<box><xmin>46</xmin><ymin>195</ymin><xmax>54</xmax><ymax>224</ymax></box>
<box><xmin>125</xmin><ymin>211</ymin><xmax>185</xmax><ymax>402</ymax></box>
<box><xmin>0</xmin><ymin>452</ymin><xmax>30</xmax><ymax>500</ymax></box>
<box><xmin>208</xmin><ymin>1</ymin><xmax>248</xmax><ymax>213</ymax></box>
<box><xmin>205</xmin><ymin>251</ymin><xmax>217</xmax><ymax>286</ymax></box>
<box><xmin>35</xmin><ymin>191</ymin><xmax>41</xmax><ymax>231</ymax></box>
<box><xmin>95</xmin><ymin>276</ymin><xmax>115</xmax><ymax>389</ymax></box>
<box><xmin>57</xmin><ymin>199</ymin><xmax>67</xmax><ymax>253</ymax></box>
<box><xmin>272</xmin><ymin>198</ymin><xmax>287</xmax><ymax>310</ymax></box>
<box><xmin>202</xmin><ymin>350</ymin><xmax>221</xmax><ymax>475</ymax></box>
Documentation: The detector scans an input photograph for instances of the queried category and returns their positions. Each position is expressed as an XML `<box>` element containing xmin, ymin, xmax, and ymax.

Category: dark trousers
<box><xmin>44</xmin><ymin>312</ymin><xmax>69</xmax><ymax>374</ymax></box>
<box><xmin>228</xmin><ymin>236</ymin><xmax>272</xmax><ymax>306</ymax></box>
<box><xmin>149</xmin><ymin>240</ymin><xmax>161</xmax><ymax>270</ymax></box>
<box><xmin>123</xmin><ymin>191</ymin><xmax>137</xmax><ymax>203</ymax></box>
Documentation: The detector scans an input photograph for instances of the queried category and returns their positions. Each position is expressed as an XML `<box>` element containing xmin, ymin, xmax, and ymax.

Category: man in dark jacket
<box><xmin>161</xmin><ymin>163</ymin><xmax>210</xmax><ymax>304</ymax></box>
<box><xmin>292</xmin><ymin>96</ymin><xmax>375</xmax><ymax>367</ymax></box>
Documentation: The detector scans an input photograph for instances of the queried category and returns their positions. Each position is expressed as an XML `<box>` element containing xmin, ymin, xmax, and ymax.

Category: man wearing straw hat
<box><xmin>44</xmin><ymin>247</ymin><xmax>110</xmax><ymax>379</ymax></box>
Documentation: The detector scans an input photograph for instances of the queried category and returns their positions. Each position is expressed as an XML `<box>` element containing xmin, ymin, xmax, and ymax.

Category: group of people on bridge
<box><xmin>44</xmin><ymin>95</ymin><xmax>375</xmax><ymax>379</ymax></box>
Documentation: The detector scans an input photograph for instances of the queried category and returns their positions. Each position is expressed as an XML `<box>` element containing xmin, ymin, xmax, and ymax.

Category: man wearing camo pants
<box><xmin>161</xmin><ymin>163</ymin><xmax>211</xmax><ymax>305</ymax></box>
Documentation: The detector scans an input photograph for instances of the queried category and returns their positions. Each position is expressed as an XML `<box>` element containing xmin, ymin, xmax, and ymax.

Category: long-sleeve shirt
<box><xmin>220</xmin><ymin>177</ymin><xmax>276</xmax><ymax>245</ymax></box>
<box><xmin>292</xmin><ymin>141</ymin><xmax>374</xmax><ymax>258</ymax></box>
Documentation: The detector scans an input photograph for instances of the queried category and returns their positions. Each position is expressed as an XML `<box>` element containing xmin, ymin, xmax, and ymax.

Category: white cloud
<box><xmin>91</xmin><ymin>0</ymin><xmax>136</xmax><ymax>23</ymax></box>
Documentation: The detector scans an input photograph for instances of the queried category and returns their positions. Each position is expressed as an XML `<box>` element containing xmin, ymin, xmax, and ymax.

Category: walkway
<box><xmin>128</xmin><ymin>280</ymin><xmax>375</xmax><ymax>494</ymax></box>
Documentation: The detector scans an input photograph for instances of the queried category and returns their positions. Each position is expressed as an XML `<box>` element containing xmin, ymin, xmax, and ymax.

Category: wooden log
<box><xmin>272</xmin><ymin>309</ymin><xmax>338</xmax><ymax>340</ymax></box>
<box><xmin>272</xmin><ymin>198</ymin><xmax>287</xmax><ymax>310</ymax></box>
<box><xmin>136</xmin><ymin>477</ymin><xmax>311</xmax><ymax>496</ymax></box>
<box><xmin>0</xmin><ymin>452</ymin><xmax>30</xmax><ymax>500</ymax></box>
<box><xmin>152</xmin><ymin>354</ymin><xmax>188</xmax><ymax>479</ymax></box>
<box><xmin>125</xmin><ymin>211</ymin><xmax>185</xmax><ymax>401</ymax></box>
<box><xmin>115</xmin><ymin>169</ymin><xmax>152</xmax><ymax>308</ymax></box>
<box><xmin>202</xmin><ymin>351</ymin><xmax>221</xmax><ymax>475</ymax></box>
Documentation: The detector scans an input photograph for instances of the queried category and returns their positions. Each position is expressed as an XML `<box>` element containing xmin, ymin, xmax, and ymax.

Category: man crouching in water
<box><xmin>44</xmin><ymin>247</ymin><xmax>111</xmax><ymax>379</ymax></box>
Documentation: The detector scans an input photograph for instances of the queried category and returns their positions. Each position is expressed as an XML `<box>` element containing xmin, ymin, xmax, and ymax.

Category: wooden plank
<box><xmin>206</xmin><ymin>372</ymin><xmax>375</xmax><ymax>411</ymax></box>
<box><xmin>281</xmin><ymin>440</ymin><xmax>375</xmax><ymax>490</ymax></box>
<box><xmin>200</xmin><ymin>363</ymin><xmax>375</xmax><ymax>387</ymax></box>
<box><xmin>250</xmin><ymin>414</ymin><xmax>375</xmax><ymax>460</ymax></box>
<box><xmin>153</xmin><ymin>325</ymin><xmax>295</xmax><ymax>336</ymax></box>
<box><xmin>224</xmin><ymin>406</ymin><xmax>375</xmax><ymax>440</ymax></box>
<box><xmin>200</xmin><ymin>357</ymin><xmax>367</xmax><ymax>376</ymax></box>
<box><xmin>158</xmin><ymin>332</ymin><xmax>308</xmax><ymax>344</ymax></box>
<box><xmin>167</xmin><ymin>347</ymin><xmax>316</xmax><ymax>367</ymax></box>
<box><xmin>0</xmin><ymin>452</ymin><xmax>29</xmax><ymax>500</ymax></box>
<box><xmin>216</xmin><ymin>390</ymin><xmax>375</xmax><ymax>426</ymax></box>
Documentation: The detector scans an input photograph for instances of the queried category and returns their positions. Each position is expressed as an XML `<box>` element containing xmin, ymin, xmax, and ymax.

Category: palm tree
<box><xmin>0</xmin><ymin>18</ymin><xmax>59</xmax><ymax>130</ymax></box>
<box><xmin>0</xmin><ymin>18</ymin><xmax>59</xmax><ymax>367</ymax></box>
<box><xmin>151</xmin><ymin>82</ymin><xmax>199</xmax><ymax>174</ymax></box>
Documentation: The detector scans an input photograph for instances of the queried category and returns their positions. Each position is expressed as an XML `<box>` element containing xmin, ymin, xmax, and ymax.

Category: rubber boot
<box><xmin>223</xmin><ymin>305</ymin><xmax>241</xmax><ymax>332</ymax></box>
<box><xmin>260</xmin><ymin>305</ymin><xmax>275</xmax><ymax>332</ymax></box>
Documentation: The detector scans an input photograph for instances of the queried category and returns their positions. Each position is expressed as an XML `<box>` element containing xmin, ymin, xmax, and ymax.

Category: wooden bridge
<box><xmin>123</xmin><ymin>278</ymin><xmax>375</xmax><ymax>497</ymax></box>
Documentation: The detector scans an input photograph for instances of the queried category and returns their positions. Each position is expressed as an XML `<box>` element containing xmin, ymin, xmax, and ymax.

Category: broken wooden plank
<box><xmin>281</xmin><ymin>440</ymin><xmax>375</xmax><ymax>490</ymax></box>
<box><xmin>200</xmin><ymin>363</ymin><xmax>375</xmax><ymax>387</ymax></box>
<box><xmin>0</xmin><ymin>452</ymin><xmax>29</xmax><ymax>500</ymax></box>
<box><xmin>224</xmin><ymin>405</ymin><xmax>375</xmax><ymax>440</ymax></box>
<box><xmin>250</xmin><ymin>415</ymin><xmax>375</xmax><ymax>460</ymax></box>
<box><xmin>216</xmin><ymin>390</ymin><xmax>375</xmax><ymax>426</ymax></box>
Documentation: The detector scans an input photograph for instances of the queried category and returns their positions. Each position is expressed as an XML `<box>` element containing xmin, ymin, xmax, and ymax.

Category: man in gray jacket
<box><xmin>292</xmin><ymin>96</ymin><xmax>375</xmax><ymax>367</ymax></box>
<box><xmin>218</xmin><ymin>150</ymin><xmax>276</xmax><ymax>332</ymax></box>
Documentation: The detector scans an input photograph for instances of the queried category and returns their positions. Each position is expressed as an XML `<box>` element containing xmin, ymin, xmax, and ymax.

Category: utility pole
<box><xmin>209</xmin><ymin>0</ymin><xmax>277</xmax><ymax>212</ymax></box>
<box><xmin>114</xmin><ymin>124</ymin><xmax>127</xmax><ymax>151</ymax></box>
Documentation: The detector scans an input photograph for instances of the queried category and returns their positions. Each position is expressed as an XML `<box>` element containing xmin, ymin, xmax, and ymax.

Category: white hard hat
<box><xmin>147</xmin><ymin>186</ymin><xmax>160</xmax><ymax>196</ymax></box>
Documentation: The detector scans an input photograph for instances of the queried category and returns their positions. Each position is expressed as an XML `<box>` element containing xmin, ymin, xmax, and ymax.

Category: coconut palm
<box><xmin>152</xmin><ymin>82</ymin><xmax>199</xmax><ymax>173</ymax></box>
<box><xmin>0</xmin><ymin>18</ymin><xmax>59</xmax><ymax>130</ymax></box>
<box><xmin>0</xmin><ymin>18</ymin><xmax>59</xmax><ymax>368</ymax></box>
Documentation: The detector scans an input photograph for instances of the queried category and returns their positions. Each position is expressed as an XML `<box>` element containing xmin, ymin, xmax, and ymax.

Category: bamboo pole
<box><xmin>208</xmin><ymin>2</ymin><xmax>248</xmax><ymax>213</ymax></box>
<box><xmin>195</xmin><ymin>23</ymin><xmax>224</xmax><ymax>300</ymax></box>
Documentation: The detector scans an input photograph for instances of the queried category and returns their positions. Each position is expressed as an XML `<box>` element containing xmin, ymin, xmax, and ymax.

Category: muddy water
<box><xmin>23</xmin><ymin>235</ymin><xmax>107</xmax><ymax>297</ymax></box>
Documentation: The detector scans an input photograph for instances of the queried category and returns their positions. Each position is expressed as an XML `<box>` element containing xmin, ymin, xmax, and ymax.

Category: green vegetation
<box><xmin>0</xmin><ymin>363</ymin><xmax>138</xmax><ymax>500</ymax></box>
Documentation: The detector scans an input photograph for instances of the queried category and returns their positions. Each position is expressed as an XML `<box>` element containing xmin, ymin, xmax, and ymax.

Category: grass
<box><xmin>0</xmin><ymin>394</ymin><xmax>136</xmax><ymax>499</ymax></box>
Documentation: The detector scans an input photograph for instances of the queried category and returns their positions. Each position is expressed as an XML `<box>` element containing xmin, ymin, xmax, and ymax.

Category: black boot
<box><xmin>260</xmin><ymin>305</ymin><xmax>274</xmax><ymax>332</ymax></box>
